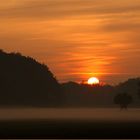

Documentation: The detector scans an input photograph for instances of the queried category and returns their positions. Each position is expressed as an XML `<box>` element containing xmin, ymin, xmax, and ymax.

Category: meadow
<box><xmin>0</xmin><ymin>108</ymin><xmax>140</xmax><ymax>138</ymax></box>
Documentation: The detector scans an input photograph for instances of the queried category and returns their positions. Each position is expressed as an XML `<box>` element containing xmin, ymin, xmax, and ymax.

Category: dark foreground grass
<box><xmin>0</xmin><ymin>119</ymin><xmax>140</xmax><ymax>138</ymax></box>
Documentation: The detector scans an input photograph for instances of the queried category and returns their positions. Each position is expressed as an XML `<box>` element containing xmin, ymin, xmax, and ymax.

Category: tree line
<box><xmin>0</xmin><ymin>49</ymin><xmax>140</xmax><ymax>108</ymax></box>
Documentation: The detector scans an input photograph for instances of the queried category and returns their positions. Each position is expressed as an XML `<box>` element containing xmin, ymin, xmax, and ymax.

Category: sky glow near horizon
<box><xmin>0</xmin><ymin>0</ymin><xmax>140</xmax><ymax>84</ymax></box>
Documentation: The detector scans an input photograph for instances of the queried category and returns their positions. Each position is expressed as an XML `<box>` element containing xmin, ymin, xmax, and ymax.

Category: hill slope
<box><xmin>0</xmin><ymin>50</ymin><xmax>62</xmax><ymax>107</ymax></box>
<box><xmin>0</xmin><ymin>50</ymin><xmax>139</xmax><ymax>107</ymax></box>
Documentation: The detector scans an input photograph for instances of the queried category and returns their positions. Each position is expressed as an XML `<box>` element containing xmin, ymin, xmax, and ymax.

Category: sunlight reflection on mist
<box><xmin>0</xmin><ymin>108</ymin><xmax>140</xmax><ymax>121</ymax></box>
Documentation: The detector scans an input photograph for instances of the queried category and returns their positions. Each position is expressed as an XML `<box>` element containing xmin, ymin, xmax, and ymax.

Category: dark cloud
<box><xmin>101</xmin><ymin>21</ymin><xmax>140</xmax><ymax>32</ymax></box>
<box><xmin>0</xmin><ymin>0</ymin><xmax>140</xmax><ymax>19</ymax></box>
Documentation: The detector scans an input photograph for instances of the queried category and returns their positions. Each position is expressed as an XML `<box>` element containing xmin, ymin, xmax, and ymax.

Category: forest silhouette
<box><xmin>0</xmin><ymin>50</ymin><xmax>140</xmax><ymax>107</ymax></box>
<box><xmin>0</xmin><ymin>50</ymin><xmax>62</xmax><ymax>107</ymax></box>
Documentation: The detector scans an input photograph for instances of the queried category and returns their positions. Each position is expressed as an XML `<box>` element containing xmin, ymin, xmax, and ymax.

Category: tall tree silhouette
<box><xmin>0</xmin><ymin>50</ymin><xmax>62</xmax><ymax>107</ymax></box>
<box><xmin>114</xmin><ymin>93</ymin><xmax>133</xmax><ymax>109</ymax></box>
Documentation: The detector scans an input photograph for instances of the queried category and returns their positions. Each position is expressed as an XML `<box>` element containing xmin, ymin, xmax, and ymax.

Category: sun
<box><xmin>87</xmin><ymin>77</ymin><xmax>100</xmax><ymax>85</ymax></box>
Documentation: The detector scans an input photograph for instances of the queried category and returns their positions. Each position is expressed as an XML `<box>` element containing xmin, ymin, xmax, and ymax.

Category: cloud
<box><xmin>0</xmin><ymin>0</ymin><xmax>140</xmax><ymax>19</ymax></box>
<box><xmin>0</xmin><ymin>0</ymin><xmax>140</xmax><ymax>84</ymax></box>
<box><xmin>102</xmin><ymin>21</ymin><xmax>140</xmax><ymax>32</ymax></box>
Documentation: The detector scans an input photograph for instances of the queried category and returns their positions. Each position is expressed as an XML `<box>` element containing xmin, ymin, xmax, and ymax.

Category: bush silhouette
<box><xmin>0</xmin><ymin>50</ymin><xmax>62</xmax><ymax>107</ymax></box>
<box><xmin>114</xmin><ymin>93</ymin><xmax>133</xmax><ymax>109</ymax></box>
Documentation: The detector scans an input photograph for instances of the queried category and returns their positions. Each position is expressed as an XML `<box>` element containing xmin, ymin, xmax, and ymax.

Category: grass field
<box><xmin>0</xmin><ymin>119</ymin><xmax>140</xmax><ymax>138</ymax></box>
<box><xmin>0</xmin><ymin>108</ymin><xmax>140</xmax><ymax>138</ymax></box>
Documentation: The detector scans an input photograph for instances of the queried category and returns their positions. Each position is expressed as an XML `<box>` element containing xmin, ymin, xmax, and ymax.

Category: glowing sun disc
<box><xmin>88</xmin><ymin>77</ymin><xmax>100</xmax><ymax>85</ymax></box>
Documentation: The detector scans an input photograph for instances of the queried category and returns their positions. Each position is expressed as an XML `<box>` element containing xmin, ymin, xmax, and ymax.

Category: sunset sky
<box><xmin>0</xmin><ymin>0</ymin><xmax>140</xmax><ymax>84</ymax></box>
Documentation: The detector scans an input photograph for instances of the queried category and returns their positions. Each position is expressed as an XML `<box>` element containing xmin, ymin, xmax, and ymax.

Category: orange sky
<box><xmin>0</xmin><ymin>0</ymin><xmax>140</xmax><ymax>84</ymax></box>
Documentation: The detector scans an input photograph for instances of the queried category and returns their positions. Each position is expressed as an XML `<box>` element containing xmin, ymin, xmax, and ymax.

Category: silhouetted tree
<box><xmin>114</xmin><ymin>93</ymin><xmax>133</xmax><ymax>109</ymax></box>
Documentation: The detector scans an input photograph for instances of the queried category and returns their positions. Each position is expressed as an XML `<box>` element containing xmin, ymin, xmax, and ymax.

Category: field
<box><xmin>0</xmin><ymin>108</ymin><xmax>140</xmax><ymax>138</ymax></box>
